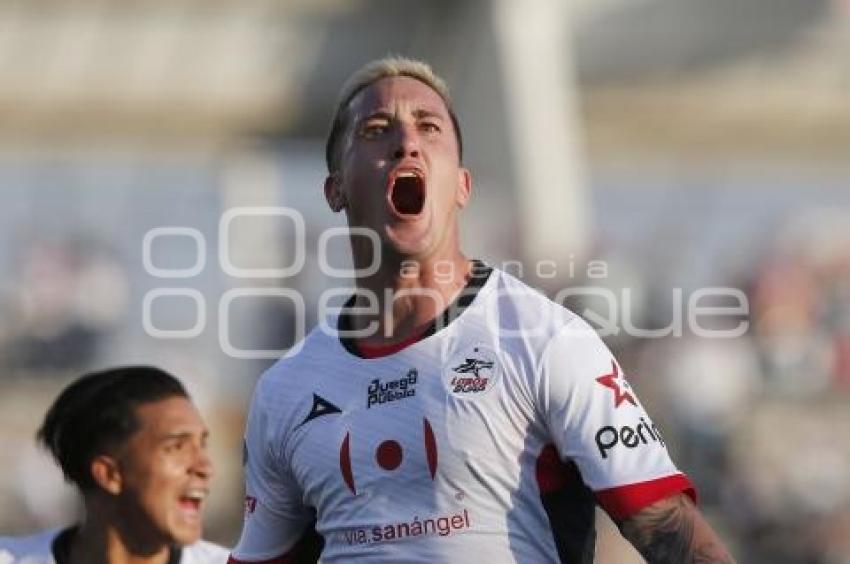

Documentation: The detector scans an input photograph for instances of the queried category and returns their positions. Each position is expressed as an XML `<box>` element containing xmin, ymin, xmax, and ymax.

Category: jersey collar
<box><xmin>338</xmin><ymin>259</ymin><xmax>493</xmax><ymax>359</ymax></box>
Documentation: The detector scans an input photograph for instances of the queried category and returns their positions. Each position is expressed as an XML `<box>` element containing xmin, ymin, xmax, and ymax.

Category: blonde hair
<box><xmin>325</xmin><ymin>56</ymin><xmax>463</xmax><ymax>171</ymax></box>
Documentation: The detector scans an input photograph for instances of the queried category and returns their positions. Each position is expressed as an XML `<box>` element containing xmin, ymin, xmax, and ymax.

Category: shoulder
<box><xmin>477</xmin><ymin>269</ymin><xmax>613</xmax><ymax>385</ymax></box>
<box><xmin>491</xmin><ymin>268</ymin><xmax>578</xmax><ymax>322</ymax></box>
<box><xmin>180</xmin><ymin>539</ymin><xmax>231</xmax><ymax>564</ymax></box>
<box><xmin>480</xmin><ymin>268</ymin><xmax>581</xmax><ymax>343</ymax></box>
<box><xmin>259</xmin><ymin>323</ymin><xmax>343</xmax><ymax>387</ymax></box>
<box><xmin>0</xmin><ymin>528</ymin><xmax>60</xmax><ymax>563</ymax></box>
<box><xmin>246</xmin><ymin>324</ymin><xmax>346</xmax><ymax>444</ymax></box>
<box><xmin>253</xmin><ymin>325</ymin><xmax>341</xmax><ymax>404</ymax></box>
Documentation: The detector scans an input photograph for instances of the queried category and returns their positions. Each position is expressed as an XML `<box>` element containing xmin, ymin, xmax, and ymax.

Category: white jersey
<box><xmin>0</xmin><ymin>528</ymin><xmax>229</xmax><ymax>564</ymax></box>
<box><xmin>231</xmin><ymin>264</ymin><xmax>694</xmax><ymax>563</ymax></box>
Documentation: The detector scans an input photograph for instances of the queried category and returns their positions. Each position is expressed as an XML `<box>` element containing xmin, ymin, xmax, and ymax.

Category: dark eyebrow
<box><xmin>359</xmin><ymin>110</ymin><xmax>394</xmax><ymax>122</ymax></box>
<box><xmin>161</xmin><ymin>429</ymin><xmax>209</xmax><ymax>443</ymax></box>
<box><xmin>412</xmin><ymin>109</ymin><xmax>445</xmax><ymax>121</ymax></box>
<box><xmin>357</xmin><ymin>109</ymin><xmax>445</xmax><ymax>124</ymax></box>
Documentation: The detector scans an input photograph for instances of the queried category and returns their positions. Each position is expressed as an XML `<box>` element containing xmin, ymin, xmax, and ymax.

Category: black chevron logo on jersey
<box><xmin>298</xmin><ymin>393</ymin><xmax>342</xmax><ymax>428</ymax></box>
<box><xmin>453</xmin><ymin>358</ymin><xmax>494</xmax><ymax>377</ymax></box>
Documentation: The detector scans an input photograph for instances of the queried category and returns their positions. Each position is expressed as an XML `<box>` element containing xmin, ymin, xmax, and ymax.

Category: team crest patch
<box><xmin>443</xmin><ymin>344</ymin><xmax>501</xmax><ymax>399</ymax></box>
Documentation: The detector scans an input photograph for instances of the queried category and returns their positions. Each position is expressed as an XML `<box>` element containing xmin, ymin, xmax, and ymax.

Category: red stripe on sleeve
<box><xmin>595</xmin><ymin>473</ymin><xmax>697</xmax><ymax>521</ymax></box>
<box><xmin>535</xmin><ymin>444</ymin><xmax>581</xmax><ymax>494</ymax></box>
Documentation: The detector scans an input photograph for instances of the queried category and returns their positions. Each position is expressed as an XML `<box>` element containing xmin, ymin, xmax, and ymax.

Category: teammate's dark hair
<box><xmin>37</xmin><ymin>366</ymin><xmax>189</xmax><ymax>491</ymax></box>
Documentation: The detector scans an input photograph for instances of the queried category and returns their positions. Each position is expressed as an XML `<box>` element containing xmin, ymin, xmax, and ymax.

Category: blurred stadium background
<box><xmin>2</xmin><ymin>0</ymin><xmax>850</xmax><ymax>562</ymax></box>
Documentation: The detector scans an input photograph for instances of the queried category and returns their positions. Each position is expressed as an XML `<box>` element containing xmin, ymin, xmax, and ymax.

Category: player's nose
<box><xmin>392</xmin><ymin>123</ymin><xmax>420</xmax><ymax>160</ymax></box>
<box><xmin>191</xmin><ymin>444</ymin><xmax>214</xmax><ymax>480</ymax></box>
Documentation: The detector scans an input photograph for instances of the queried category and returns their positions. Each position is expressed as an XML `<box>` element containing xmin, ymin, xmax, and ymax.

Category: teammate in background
<box><xmin>0</xmin><ymin>366</ymin><xmax>229</xmax><ymax>564</ymax></box>
<box><xmin>229</xmin><ymin>57</ymin><xmax>735</xmax><ymax>563</ymax></box>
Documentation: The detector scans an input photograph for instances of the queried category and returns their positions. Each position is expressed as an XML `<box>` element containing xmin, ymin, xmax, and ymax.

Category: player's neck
<box><xmin>72</xmin><ymin>507</ymin><xmax>171</xmax><ymax>564</ymax></box>
<box><xmin>351</xmin><ymin>251</ymin><xmax>472</xmax><ymax>344</ymax></box>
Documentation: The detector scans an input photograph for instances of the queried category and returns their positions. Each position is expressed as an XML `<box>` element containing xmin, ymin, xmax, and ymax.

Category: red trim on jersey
<box><xmin>355</xmin><ymin>328</ymin><xmax>427</xmax><ymax>358</ymax></box>
<box><xmin>595</xmin><ymin>473</ymin><xmax>697</xmax><ymax>521</ymax></box>
<box><xmin>227</xmin><ymin>555</ymin><xmax>294</xmax><ymax>564</ymax></box>
<box><xmin>423</xmin><ymin>417</ymin><xmax>438</xmax><ymax>479</ymax></box>
<box><xmin>535</xmin><ymin>444</ymin><xmax>581</xmax><ymax>494</ymax></box>
<box><xmin>340</xmin><ymin>432</ymin><xmax>356</xmax><ymax>494</ymax></box>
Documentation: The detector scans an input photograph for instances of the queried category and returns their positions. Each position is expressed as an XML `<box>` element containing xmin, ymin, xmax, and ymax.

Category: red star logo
<box><xmin>595</xmin><ymin>360</ymin><xmax>636</xmax><ymax>408</ymax></box>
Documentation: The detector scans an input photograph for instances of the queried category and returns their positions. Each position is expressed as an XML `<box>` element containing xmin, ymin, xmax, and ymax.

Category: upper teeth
<box><xmin>184</xmin><ymin>490</ymin><xmax>206</xmax><ymax>500</ymax></box>
<box><xmin>398</xmin><ymin>171</ymin><xmax>418</xmax><ymax>178</ymax></box>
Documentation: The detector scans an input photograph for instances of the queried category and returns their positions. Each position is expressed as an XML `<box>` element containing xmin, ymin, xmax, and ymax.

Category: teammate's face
<box><xmin>115</xmin><ymin>396</ymin><xmax>213</xmax><ymax>547</ymax></box>
<box><xmin>326</xmin><ymin>76</ymin><xmax>471</xmax><ymax>260</ymax></box>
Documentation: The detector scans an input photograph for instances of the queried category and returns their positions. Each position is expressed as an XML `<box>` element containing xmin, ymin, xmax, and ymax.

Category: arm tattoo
<box><xmin>620</xmin><ymin>495</ymin><xmax>735</xmax><ymax>564</ymax></box>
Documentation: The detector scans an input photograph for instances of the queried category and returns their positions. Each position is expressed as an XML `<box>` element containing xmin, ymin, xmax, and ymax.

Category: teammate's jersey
<box><xmin>0</xmin><ymin>527</ymin><xmax>229</xmax><ymax>564</ymax></box>
<box><xmin>231</xmin><ymin>263</ymin><xmax>694</xmax><ymax>563</ymax></box>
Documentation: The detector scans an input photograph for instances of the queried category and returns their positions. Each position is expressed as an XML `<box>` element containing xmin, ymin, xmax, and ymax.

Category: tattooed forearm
<box><xmin>619</xmin><ymin>494</ymin><xmax>735</xmax><ymax>564</ymax></box>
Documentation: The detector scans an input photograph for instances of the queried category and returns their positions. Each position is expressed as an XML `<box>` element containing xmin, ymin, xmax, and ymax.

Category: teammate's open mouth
<box><xmin>389</xmin><ymin>171</ymin><xmax>425</xmax><ymax>216</ymax></box>
<box><xmin>179</xmin><ymin>497</ymin><xmax>201</xmax><ymax>511</ymax></box>
<box><xmin>178</xmin><ymin>489</ymin><xmax>205</xmax><ymax>513</ymax></box>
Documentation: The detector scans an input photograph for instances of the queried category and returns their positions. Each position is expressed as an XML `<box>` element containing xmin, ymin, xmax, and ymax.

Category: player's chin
<box><xmin>383</xmin><ymin>221</ymin><xmax>434</xmax><ymax>256</ymax></box>
<box><xmin>167</xmin><ymin>513</ymin><xmax>204</xmax><ymax>546</ymax></box>
<box><xmin>169</xmin><ymin>523</ymin><xmax>203</xmax><ymax>547</ymax></box>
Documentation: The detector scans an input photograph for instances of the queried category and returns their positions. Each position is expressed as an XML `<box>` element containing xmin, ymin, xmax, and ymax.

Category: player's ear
<box><xmin>455</xmin><ymin>167</ymin><xmax>472</xmax><ymax>208</ymax></box>
<box><xmin>324</xmin><ymin>173</ymin><xmax>347</xmax><ymax>213</ymax></box>
<box><xmin>90</xmin><ymin>455</ymin><xmax>122</xmax><ymax>495</ymax></box>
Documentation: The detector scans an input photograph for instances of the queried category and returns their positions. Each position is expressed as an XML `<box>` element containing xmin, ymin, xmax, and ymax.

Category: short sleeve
<box><xmin>230</xmin><ymin>381</ymin><xmax>313</xmax><ymax>561</ymax></box>
<box><xmin>537</xmin><ymin>317</ymin><xmax>696</xmax><ymax>520</ymax></box>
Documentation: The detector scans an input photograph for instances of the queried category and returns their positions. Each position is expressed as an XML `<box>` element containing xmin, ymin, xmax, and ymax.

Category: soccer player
<box><xmin>0</xmin><ymin>366</ymin><xmax>229</xmax><ymax>563</ymax></box>
<box><xmin>229</xmin><ymin>57</ymin><xmax>735</xmax><ymax>563</ymax></box>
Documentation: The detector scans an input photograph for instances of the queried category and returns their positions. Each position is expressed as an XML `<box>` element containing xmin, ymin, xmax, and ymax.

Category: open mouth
<box><xmin>388</xmin><ymin>171</ymin><xmax>425</xmax><ymax>216</ymax></box>
<box><xmin>178</xmin><ymin>489</ymin><xmax>206</xmax><ymax>514</ymax></box>
<box><xmin>179</xmin><ymin>497</ymin><xmax>201</xmax><ymax>512</ymax></box>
